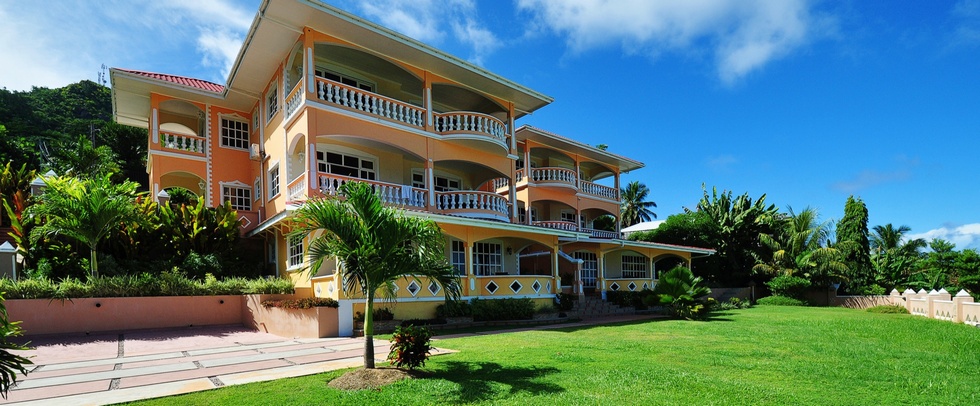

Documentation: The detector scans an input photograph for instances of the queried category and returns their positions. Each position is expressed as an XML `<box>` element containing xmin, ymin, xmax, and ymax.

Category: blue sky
<box><xmin>2</xmin><ymin>0</ymin><xmax>978</xmax><ymax>249</ymax></box>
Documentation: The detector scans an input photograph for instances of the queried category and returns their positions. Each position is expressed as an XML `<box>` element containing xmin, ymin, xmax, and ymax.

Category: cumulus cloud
<box><xmin>908</xmin><ymin>223</ymin><xmax>980</xmax><ymax>250</ymax></box>
<box><xmin>352</xmin><ymin>0</ymin><xmax>499</xmax><ymax>64</ymax></box>
<box><xmin>516</xmin><ymin>0</ymin><xmax>834</xmax><ymax>84</ymax></box>
<box><xmin>705</xmin><ymin>154</ymin><xmax>737</xmax><ymax>171</ymax></box>
<box><xmin>0</xmin><ymin>0</ymin><xmax>252</xmax><ymax>91</ymax></box>
<box><xmin>950</xmin><ymin>0</ymin><xmax>980</xmax><ymax>46</ymax></box>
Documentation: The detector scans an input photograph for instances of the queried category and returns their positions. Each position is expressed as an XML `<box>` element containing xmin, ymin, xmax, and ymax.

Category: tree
<box><xmin>47</xmin><ymin>134</ymin><xmax>121</xmax><ymax>179</ymax></box>
<box><xmin>836</xmin><ymin>196</ymin><xmax>873</xmax><ymax>293</ymax></box>
<box><xmin>690</xmin><ymin>185</ymin><xmax>779</xmax><ymax>286</ymax></box>
<box><xmin>630</xmin><ymin>211</ymin><xmax>724</xmax><ymax>282</ymax></box>
<box><xmin>871</xmin><ymin>224</ymin><xmax>926</xmax><ymax>256</ymax></box>
<box><xmin>650</xmin><ymin>266</ymin><xmax>712</xmax><ymax>320</ymax></box>
<box><xmin>754</xmin><ymin>207</ymin><xmax>848</xmax><ymax>288</ymax></box>
<box><xmin>292</xmin><ymin>182</ymin><xmax>461</xmax><ymax>369</ymax></box>
<box><xmin>620</xmin><ymin>181</ymin><xmax>657</xmax><ymax>226</ymax></box>
<box><xmin>29</xmin><ymin>175</ymin><xmax>139</xmax><ymax>278</ymax></box>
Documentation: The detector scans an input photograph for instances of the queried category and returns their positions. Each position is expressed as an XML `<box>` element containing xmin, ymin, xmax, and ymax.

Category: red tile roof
<box><xmin>116</xmin><ymin>68</ymin><xmax>225</xmax><ymax>93</ymax></box>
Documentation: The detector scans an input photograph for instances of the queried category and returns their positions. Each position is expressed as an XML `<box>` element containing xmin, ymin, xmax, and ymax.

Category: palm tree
<box><xmin>29</xmin><ymin>175</ymin><xmax>138</xmax><ymax>278</ymax></box>
<box><xmin>621</xmin><ymin>181</ymin><xmax>657</xmax><ymax>226</ymax></box>
<box><xmin>754</xmin><ymin>207</ymin><xmax>847</xmax><ymax>286</ymax></box>
<box><xmin>292</xmin><ymin>182</ymin><xmax>461</xmax><ymax>369</ymax></box>
<box><xmin>871</xmin><ymin>224</ymin><xmax>926</xmax><ymax>256</ymax></box>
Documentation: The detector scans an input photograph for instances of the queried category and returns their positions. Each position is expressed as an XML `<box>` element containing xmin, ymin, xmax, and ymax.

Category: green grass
<box><xmin>127</xmin><ymin>307</ymin><xmax>980</xmax><ymax>405</ymax></box>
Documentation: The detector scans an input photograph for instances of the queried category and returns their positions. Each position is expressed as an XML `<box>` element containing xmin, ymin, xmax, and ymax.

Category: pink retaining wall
<box><xmin>7</xmin><ymin>296</ymin><xmax>244</xmax><ymax>336</ymax></box>
<box><xmin>242</xmin><ymin>294</ymin><xmax>339</xmax><ymax>338</ymax></box>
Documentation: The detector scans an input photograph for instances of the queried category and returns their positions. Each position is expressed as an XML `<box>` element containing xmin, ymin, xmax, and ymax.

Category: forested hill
<box><xmin>0</xmin><ymin>80</ymin><xmax>147</xmax><ymax>189</ymax></box>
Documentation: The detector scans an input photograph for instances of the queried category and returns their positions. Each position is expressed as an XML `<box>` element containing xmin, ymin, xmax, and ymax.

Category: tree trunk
<box><xmin>89</xmin><ymin>246</ymin><xmax>99</xmax><ymax>279</ymax></box>
<box><xmin>363</xmin><ymin>290</ymin><xmax>375</xmax><ymax>369</ymax></box>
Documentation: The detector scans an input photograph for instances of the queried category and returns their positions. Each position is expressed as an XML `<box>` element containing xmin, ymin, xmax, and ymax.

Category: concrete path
<box><xmin>2</xmin><ymin>314</ymin><xmax>661</xmax><ymax>405</ymax></box>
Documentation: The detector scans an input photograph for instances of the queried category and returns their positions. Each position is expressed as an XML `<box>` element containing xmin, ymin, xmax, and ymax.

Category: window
<box><xmin>221</xmin><ymin>185</ymin><xmax>251</xmax><ymax>211</ymax></box>
<box><xmin>451</xmin><ymin>240</ymin><xmax>466</xmax><ymax>276</ymax></box>
<box><xmin>288</xmin><ymin>234</ymin><xmax>304</xmax><ymax>268</ymax></box>
<box><xmin>253</xmin><ymin>178</ymin><xmax>261</xmax><ymax>202</ymax></box>
<box><xmin>560</xmin><ymin>211</ymin><xmax>577</xmax><ymax>224</ymax></box>
<box><xmin>315</xmin><ymin>68</ymin><xmax>375</xmax><ymax>92</ymax></box>
<box><xmin>220</xmin><ymin>118</ymin><xmax>250</xmax><ymax>150</ymax></box>
<box><xmin>434</xmin><ymin>176</ymin><xmax>461</xmax><ymax>192</ymax></box>
<box><xmin>621</xmin><ymin>255</ymin><xmax>648</xmax><ymax>279</ymax></box>
<box><xmin>412</xmin><ymin>171</ymin><xmax>425</xmax><ymax>188</ymax></box>
<box><xmin>266</xmin><ymin>84</ymin><xmax>279</xmax><ymax>121</ymax></box>
<box><xmin>473</xmin><ymin>242</ymin><xmax>502</xmax><ymax>276</ymax></box>
<box><xmin>268</xmin><ymin>164</ymin><xmax>280</xmax><ymax>199</ymax></box>
<box><xmin>316</xmin><ymin>151</ymin><xmax>376</xmax><ymax>180</ymax></box>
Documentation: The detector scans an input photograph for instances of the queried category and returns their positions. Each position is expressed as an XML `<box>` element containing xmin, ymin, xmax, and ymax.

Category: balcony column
<box><xmin>552</xmin><ymin>249</ymin><xmax>560</xmax><ymax>294</ymax></box>
<box><xmin>510</xmin><ymin>159</ymin><xmax>518</xmax><ymax>223</ymax></box>
<box><xmin>524</xmin><ymin>145</ymin><xmax>532</xmax><ymax>185</ymax></box>
<box><xmin>426</xmin><ymin>159</ymin><xmax>436</xmax><ymax>211</ymax></box>
<box><xmin>614</xmin><ymin>171</ymin><xmax>621</xmax><ymax>200</ymax></box>
<box><xmin>466</xmin><ymin>241</ymin><xmax>476</xmax><ymax>293</ymax></box>
<box><xmin>508</xmin><ymin>103</ymin><xmax>516</xmax><ymax>153</ymax></box>
<box><xmin>649</xmin><ymin>255</ymin><xmax>656</xmax><ymax>281</ymax></box>
<box><xmin>598</xmin><ymin>251</ymin><xmax>607</xmax><ymax>300</ymax></box>
<box><xmin>575</xmin><ymin>159</ymin><xmax>581</xmax><ymax>190</ymax></box>
<box><xmin>424</xmin><ymin>73</ymin><xmax>434</xmax><ymax>132</ymax></box>
<box><xmin>308</xmin><ymin>141</ymin><xmax>317</xmax><ymax>193</ymax></box>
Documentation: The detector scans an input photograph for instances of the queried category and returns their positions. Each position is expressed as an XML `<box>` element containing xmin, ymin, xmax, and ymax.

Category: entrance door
<box><xmin>574</xmin><ymin>252</ymin><xmax>598</xmax><ymax>290</ymax></box>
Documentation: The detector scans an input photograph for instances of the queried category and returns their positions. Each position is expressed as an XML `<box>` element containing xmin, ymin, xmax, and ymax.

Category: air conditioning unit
<box><xmin>249</xmin><ymin>143</ymin><xmax>261</xmax><ymax>161</ymax></box>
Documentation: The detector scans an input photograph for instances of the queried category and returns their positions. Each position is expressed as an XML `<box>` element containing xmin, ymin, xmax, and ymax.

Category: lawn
<box><xmin>127</xmin><ymin>306</ymin><xmax>980</xmax><ymax>405</ymax></box>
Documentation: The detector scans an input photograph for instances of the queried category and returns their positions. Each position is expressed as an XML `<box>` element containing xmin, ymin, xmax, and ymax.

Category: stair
<box><xmin>571</xmin><ymin>295</ymin><xmax>635</xmax><ymax>318</ymax></box>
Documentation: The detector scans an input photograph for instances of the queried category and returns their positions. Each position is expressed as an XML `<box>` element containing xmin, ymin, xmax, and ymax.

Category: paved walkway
<box><xmin>3</xmin><ymin>314</ymin><xmax>661</xmax><ymax>405</ymax></box>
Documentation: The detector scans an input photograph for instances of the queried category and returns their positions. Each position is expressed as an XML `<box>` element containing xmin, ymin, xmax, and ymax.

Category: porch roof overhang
<box><xmin>225</xmin><ymin>0</ymin><xmax>552</xmax><ymax>119</ymax></box>
<box><xmin>245</xmin><ymin>203</ymin><xmax>303</xmax><ymax>237</ymax></box>
<box><xmin>561</xmin><ymin>236</ymin><xmax>715</xmax><ymax>256</ymax></box>
<box><xmin>515</xmin><ymin>125</ymin><xmax>645</xmax><ymax>173</ymax></box>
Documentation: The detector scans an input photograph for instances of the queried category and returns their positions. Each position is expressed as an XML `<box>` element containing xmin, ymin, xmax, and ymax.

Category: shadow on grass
<box><xmin>429</xmin><ymin>360</ymin><xmax>563</xmax><ymax>403</ymax></box>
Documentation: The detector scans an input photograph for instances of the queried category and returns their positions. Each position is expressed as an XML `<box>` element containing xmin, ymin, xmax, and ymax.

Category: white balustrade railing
<box><xmin>285</xmin><ymin>83</ymin><xmax>303</xmax><ymax>118</ymax></box>
<box><xmin>433</xmin><ymin>111</ymin><xmax>507</xmax><ymax>143</ymax></box>
<box><xmin>491</xmin><ymin>178</ymin><xmax>509</xmax><ymax>191</ymax></box>
<box><xmin>316</xmin><ymin>78</ymin><xmax>424</xmax><ymax>128</ymax></box>
<box><xmin>530</xmin><ymin>167</ymin><xmax>576</xmax><ymax>185</ymax></box>
<box><xmin>160</xmin><ymin>131</ymin><xmax>206</xmax><ymax>154</ymax></box>
<box><xmin>532</xmin><ymin>220</ymin><xmax>578</xmax><ymax>231</ymax></box>
<box><xmin>583</xmin><ymin>228</ymin><xmax>620</xmax><ymax>239</ymax></box>
<box><xmin>319</xmin><ymin>174</ymin><xmax>427</xmax><ymax>208</ymax></box>
<box><xmin>515</xmin><ymin>169</ymin><xmax>526</xmax><ymax>183</ymax></box>
<box><xmin>287</xmin><ymin>174</ymin><xmax>306</xmax><ymax>200</ymax></box>
<box><xmin>435</xmin><ymin>191</ymin><xmax>509</xmax><ymax>218</ymax></box>
<box><xmin>621</xmin><ymin>270</ymin><xmax>648</xmax><ymax>279</ymax></box>
<box><xmin>580</xmin><ymin>180</ymin><xmax>618</xmax><ymax>200</ymax></box>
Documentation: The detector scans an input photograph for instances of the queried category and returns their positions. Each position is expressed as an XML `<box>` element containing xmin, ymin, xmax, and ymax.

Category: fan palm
<box><xmin>29</xmin><ymin>174</ymin><xmax>138</xmax><ymax>278</ymax></box>
<box><xmin>291</xmin><ymin>182</ymin><xmax>461</xmax><ymax>368</ymax></box>
<box><xmin>621</xmin><ymin>181</ymin><xmax>657</xmax><ymax>226</ymax></box>
<box><xmin>754</xmin><ymin>207</ymin><xmax>847</xmax><ymax>286</ymax></box>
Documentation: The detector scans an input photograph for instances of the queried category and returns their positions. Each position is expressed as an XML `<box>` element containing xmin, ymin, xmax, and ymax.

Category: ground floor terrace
<box><xmin>251</xmin><ymin>212</ymin><xmax>713</xmax><ymax>336</ymax></box>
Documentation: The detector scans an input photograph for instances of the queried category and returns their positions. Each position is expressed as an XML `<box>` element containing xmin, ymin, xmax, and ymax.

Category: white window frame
<box><xmin>473</xmin><ymin>242</ymin><xmax>502</xmax><ymax>276</ymax></box>
<box><xmin>621</xmin><ymin>255</ymin><xmax>648</xmax><ymax>279</ymax></box>
<box><xmin>287</xmin><ymin>234</ymin><xmax>304</xmax><ymax>269</ymax></box>
<box><xmin>253</xmin><ymin>177</ymin><xmax>262</xmax><ymax>203</ymax></box>
<box><xmin>219</xmin><ymin>181</ymin><xmax>252</xmax><ymax>211</ymax></box>
<box><xmin>316</xmin><ymin>149</ymin><xmax>376</xmax><ymax>181</ymax></box>
<box><xmin>219</xmin><ymin>116</ymin><xmax>250</xmax><ymax>150</ymax></box>
<box><xmin>315</xmin><ymin>67</ymin><xmax>376</xmax><ymax>92</ymax></box>
<box><xmin>450</xmin><ymin>240</ymin><xmax>466</xmax><ymax>276</ymax></box>
<box><xmin>268</xmin><ymin>163</ymin><xmax>280</xmax><ymax>200</ymax></box>
<box><xmin>266</xmin><ymin>80</ymin><xmax>279</xmax><ymax>122</ymax></box>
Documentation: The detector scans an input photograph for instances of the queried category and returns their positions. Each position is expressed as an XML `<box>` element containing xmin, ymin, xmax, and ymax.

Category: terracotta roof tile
<box><xmin>116</xmin><ymin>68</ymin><xmax>224</xmax><ymax>93</ymax></box>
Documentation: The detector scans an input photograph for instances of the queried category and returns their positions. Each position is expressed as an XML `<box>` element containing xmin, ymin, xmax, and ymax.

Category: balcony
<box><xmin>434</xmin><ymin>191</ymin><xmax>509</xmax><ymax>222</ymax></box>
<box><xmin>530</xmin><ymin>167</ymin><xmax>576</xmax><ymax>188</ymax></box>
<box><xmin>580</xmin><ymin>180</ymin><xmax>618</xmax><ymax>201</ymax></box>
<box><xmin>319</xmin><ymin>174</ymin><xmax>427</xmax><ymax>209</ymax></box>
<box><xmin>159</xmin><ymin>131</ymin><xmax>206</xmax><ymax>156</ymax></box>
<box><xmin>434</xmin><ymin>112</ymin><xmax>507</xmax><ymax>143</ymax></box>
<box><xmin>532</xmin><ymin>221</ymin><xmax>621</xmax><ymax>239</ymax></box>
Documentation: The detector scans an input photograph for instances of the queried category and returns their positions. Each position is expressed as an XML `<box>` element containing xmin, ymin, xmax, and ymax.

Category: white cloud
<box><xmin>516</xmin><ymin>0</ymin><xmax>834</xmax><ymax>84</ymax></box>
<box><xmin>908</xmin><ymin>223</ymin><xmax>980</xmax><ymax>250</ymax></box>
<box><xmin>705</xmin><ymin>154</ymin><xmax>737</xmax><ymax>171</ymax></box>
<box><xmin>0</xmin><ymin>0</ymin><xmax>252</xmax><ymax>91</ymax></box>
<box><xmin>832</xmin><ymin>155</ymin><xmax>919</xmax><ymax>193</ymax></box>
<box><xmin>351</xmin><ymin>0</ymin><xmax>498</xmax><ymax>64</ymax></box>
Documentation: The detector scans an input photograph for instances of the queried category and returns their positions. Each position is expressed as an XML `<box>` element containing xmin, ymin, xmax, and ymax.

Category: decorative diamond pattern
<box><xmin>510</xmin><ymin>280</ymin><xmax>523</xmax><ymax>293</ymax></box>
<box><xmin>609</xmin><ymin>282</ymin><xmax>621</xmax><ymax>291</ymax></box>
<box><xmin>239</xmin><ymin>215</ymin><xmax>252</xmax><ymax>228</ymax></box>
<box><xmin>406</xmin><ymin>280</ymin><xmax>421</xmax><ymax>296</ymax></box>
<box><xmin>428</xmin><ymin>281</ymin><xmax>441</xmax><ymax>296</ymax></box>
<box><xmin>328</xmin><ymin>284</ymin><xmax>335</xmax><ymax>293</ymax></box>
<box><xmin>642</xmin><ymin>282</ymin><xmax>649</xmax><ymax>290</ymax></box>
<box><xmin>486</xmin><ymin>281</ymin><xmax>499</xmax><ymax>294</ymax></box>
<box><xmin>531</xmin><ymin>280</ymin><xmax>542</xmax><ymax>293</ymax></box>
<box><xmin>628</xmin><ymin>282</ymin><xmax>637</xmax><ymax>291</ymax></box>
<box><xmin>546</xmin><ymin>281</ymin><xmax>552</xmax><ymax>293</ymax></box>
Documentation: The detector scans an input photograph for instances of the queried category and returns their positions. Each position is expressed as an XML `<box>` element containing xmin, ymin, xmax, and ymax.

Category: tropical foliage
<box><xmin>620</xmin><ymin>180</ymin><xmax>657</xmax><ymax>226</ymax></box>
<box><xmin>0</xmin><ymin>293</ymin><xmax>31</xmax><ymax>399</ymax></box>
<box><xmin>649</xmin><ymin>266</ymin><xmax>712</xmax><ymax>320</ymax></box>
<box><xmin>753</xmin><ymin>207</ymin><xmax>847</xmax><ymax>288</ymax></box>
<box><xmin>291</xmin><ymin>182</ymin><xmax>461</xmax><ymax>368</ymax></box>
<box><xmin>836</xmin><ymin>196</ymin><xmax>873</xmax><ymax>293</ymax></box>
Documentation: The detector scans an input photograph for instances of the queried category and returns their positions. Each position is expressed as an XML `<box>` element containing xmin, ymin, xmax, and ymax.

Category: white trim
<box><xmin>148</xmin><ymin>150</ymin><xmax>208</xmax><ymax>162</ymax></box>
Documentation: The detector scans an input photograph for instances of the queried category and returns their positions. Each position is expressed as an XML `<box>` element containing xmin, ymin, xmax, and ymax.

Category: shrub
<box><xmin>0</xmin><ymin>274</ymin><xmax>294</xmax><ymax>299</ymax></box>
<box><xmin>354</xmin><ymin>307</ymin><xmax>395</xmax><ymax>322</ymax></box>
<box><xmin>757</xmin><ymin>295</ymin><xmax>807</xmax><ymax>306</ymax></box>
<box><xmin>470</xmin><ymin>298</ymin><xmax>536</xmax><ymax>321</ymax></box>
<box><xmin>652</xmin><ymin>267</ymin><xmax>713</xmax><ymax>320</ymax></box>
<box><xmin>866</xmin><ymin>305</ymin><xmax>909</xmax><ymax>314</ymax></box>
<box><xmin>261</xmin><ymin>297</ymin><xmax>339</xmax><ymax>309</ymax></box>
<box><xmin>53</xmin><ymin>277</ymin><xmax>90</xmax><ymax>299</ymax></box>
<box><xmin>766</xmin><ymin>275</ymin><xmax>810</xmax><ymax>300</ymax></box>
<box><xmin>243</xmin><ymin>277</ymin><xmax>294</xmax><ymax>295</ymax></box>
<box><xmin>10</xmin><ymin>278</ymin><xmax>56</xmax><ymax>299</ymax></box>
<box><xmin>435</xmin><ymin>301</ymin><xmax>471</xmax><ymax>318</ymax></box>
<box><xmin>713</xmin><ymin>297</ymin><xmax>752</xmax><ymax>311</ymax></box>
<box><xmin>158</xmin><ymin>270</ymin><xmax>201</xmax><ymax>296</ymax></box>
<box><xmin>554</xmin><ymin>293</ymin><xmax>577</xmax><ymax>311</ymax></box>
<box><xmin>400</xmin><ymin>318</ymin><xmax>446</xmax><ymax>327</ymax></box>
<box><xmin>387</xmin><ymin>325</ymin><xmax>433</xmax><ymax>370</ymax></box>
<box><xmin>180</xmin><ymin>252</ymin><xmax>222</xmax><ymax>279</ymax></box>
